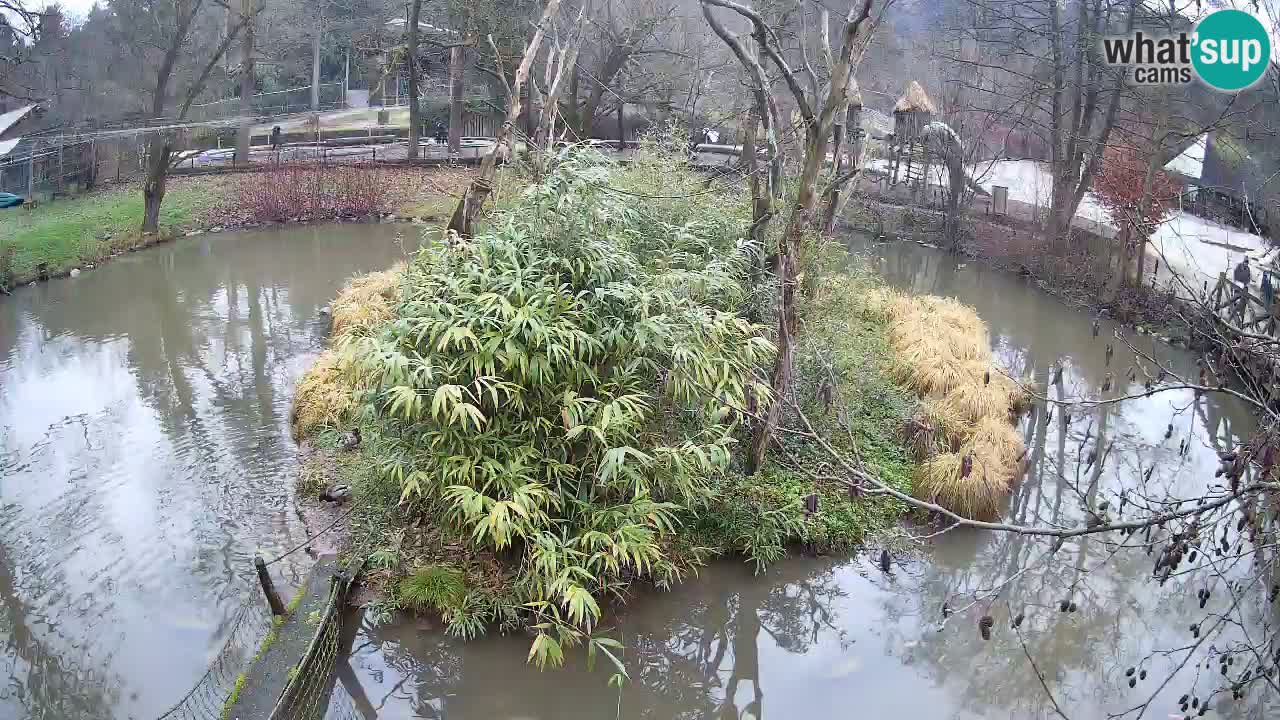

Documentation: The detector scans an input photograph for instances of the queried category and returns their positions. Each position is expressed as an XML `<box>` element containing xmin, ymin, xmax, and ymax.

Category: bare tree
<box><xmin>235</xmin><ymin>0</ymin><xmax>256</xmax><ymax>167</ymax></box>
<box><xmin>107</xmin><ymin>0</ymin><xmax>261</xmax><ymax>232</ymax></box>
<box><xmin>447</xmin><ymin>0</ymin><xmax>573</xmax><ymax>237</ymax></box>
<box><xmin>0</xmin><ymin>1</ymin><xmax>46</xmax><ymax>104</ymax></box>
<box><xmin>531</xmin><ymin>2</ymin><xmax>589</xmax><ymax>177</ymax></box>
<box><xmin>943</xmin><ymin>0</ymin><xmax>1134</xmax><ymax>245</ymax></box>
<box><xmin>407</xmin><ymin>0</ymin><xmax>424</xmax><ymax>159</ymax></box>
<box><xmin>700</xmin><ymin>0</ymin><xmax>876</xmax><ymax>472</ymax></box>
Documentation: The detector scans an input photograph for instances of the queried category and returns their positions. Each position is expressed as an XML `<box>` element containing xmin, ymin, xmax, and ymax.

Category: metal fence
<box><xmin>268</xmin><ymin>563</ymin><xmax>360</xmax><ymax>720</ymax></box>
<box><xmin>153</xmin><ymin>593</ymin><xmax>276</xmax><ymax>720</ymax></box>
<box><xmin>0</xmin><ymin>134</ymin><xmax>145</xmax><ymax>200</ymax></box>
<box><xmin>190</xmin><ymin>83</ymin><xmax>347</xmax><ymax>121</ymax></box>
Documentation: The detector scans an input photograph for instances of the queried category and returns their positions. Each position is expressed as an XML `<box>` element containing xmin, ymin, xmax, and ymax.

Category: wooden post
<box><xmin>254</xmin><ymin>555</ymin><xmax>287</xmax><ymax>615</ymax></box>
<box><xmin>616</xmin><ymin>99</ymin><xmax>625</xmax><ymax>151</ymax></box>
<box><xmin>27</xmin><ymin>150</ymin><xmax>35</xmax><ymax>199</ymax></box>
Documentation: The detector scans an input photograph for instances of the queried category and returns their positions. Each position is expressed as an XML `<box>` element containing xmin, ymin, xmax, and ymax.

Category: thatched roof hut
<box><xmin>893</xmin><ymin>80</ymin><xmax>935</xmax><ymax>143</ymax></box>
<box><xmin>894</xmin><ymin>80</ymin><xmax>936</xmax><ymax>114</ymax></box>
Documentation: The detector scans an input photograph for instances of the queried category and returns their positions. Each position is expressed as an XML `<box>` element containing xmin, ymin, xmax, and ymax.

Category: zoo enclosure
<box><xmin>189</xmin><ymin>83</ymin><xmax>348</xmax><ymax>121</ymax></box>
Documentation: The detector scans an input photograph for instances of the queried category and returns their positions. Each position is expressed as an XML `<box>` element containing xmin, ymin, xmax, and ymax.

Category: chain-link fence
<box><xmin>190</xmin><ymin>84</ymin><xmax>347</xmax><ymax>122</ymax></box>
<box><xmin>0</xmin><ymin>135</ymin><xmax>137</xmax><ymax>199</ymax></box>
<box><xmin>268</xmin><ymin>563</ymin><xmax>360</xmax><ymax>720</ymax></box>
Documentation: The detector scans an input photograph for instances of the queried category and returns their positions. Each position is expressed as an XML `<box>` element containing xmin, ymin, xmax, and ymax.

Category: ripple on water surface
<box><xmin>0</xmin><ymin>222</ymin><xmax>419</xmax><ymax>719</ymax></box>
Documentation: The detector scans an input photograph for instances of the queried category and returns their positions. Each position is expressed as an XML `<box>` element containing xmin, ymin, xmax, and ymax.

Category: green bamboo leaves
<box><xmin>351</xmin><ymin>153</ymin><xmax>765</xmax><ymax>640</ymax></box>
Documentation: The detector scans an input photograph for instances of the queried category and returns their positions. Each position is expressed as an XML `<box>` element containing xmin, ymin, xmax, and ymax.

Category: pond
<box><xmin>0</xmin><ymin>222</ymin><xmax>420</xmax><ymax>719</ymax></box>
<box><xmin>336</xmin><ymin>237</ymin><xmax>1275</xmax><ymax>719</ymax></box>
<box><xmin>0</xmin><ymin>225</ymin><xmax>1273</xmax><ymax>720</ymax></box>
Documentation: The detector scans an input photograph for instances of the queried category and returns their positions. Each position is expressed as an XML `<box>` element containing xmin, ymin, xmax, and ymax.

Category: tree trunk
<box><xmin>820</xmin><ymin>110</ymin><xmax>847</xmax><ymax>233</ymax></box>
<box><xmin>142</xmin><ymin>134</ymin><xmax>173</xmax><ymax>234</ymax></box>
<box><xmin>1133</xmin><ymin>89</ymin><xmax>1169</xmax><ymax>288</ymax></box>
<box><xmin>448</xmin><ymin>44</ymin><xmax>464</xmax><ymax>153</ymax></box>
<box><xmin>448</xmin><ymin>0</ymin><xmax>564</xmax><ymax>237</ymax></box>
<box><xmin>406</xmin><ymin>0</ymin><xmax>422</xmax><ymax>160</ymax></box>
<box><xmin>749</xmin><ymin>128</ymin><xmax>829</xmax><ymax>473</ymax></box>
<box><xmin>832</xmin><ymin>102</ymin><xmax>864</xmax><ymax>221</ymax></box>
<box><xmin>310</xmin><ymin>7</ymin><xmax>322</xmax><ymax>111</ymax></box>
<box><xmin>532</xmin><ymin>19</ymin><xmax>585</xmax><ymax>179</ymax></box>
<box><xmin>616</xmin><ymin>99</ymin><xmax>624</xmax><ymax>148</ymax></box>
<box><xmin>235</xmin><ymin>0</ymin><xmax>255</xmax><ymax>167</ymax></box>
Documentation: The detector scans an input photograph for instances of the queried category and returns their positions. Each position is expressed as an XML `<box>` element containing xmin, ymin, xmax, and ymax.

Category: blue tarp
<box><xmin>0</xmin><ymin>192</ymin><xmax>24</xmax><ymax>208</ymax></box>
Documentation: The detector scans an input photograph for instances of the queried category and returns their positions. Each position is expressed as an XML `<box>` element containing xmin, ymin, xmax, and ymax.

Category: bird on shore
<box><xmin>879</xmin><ymin>549</ymin><xmax>892</xmax><ymax>573</ymax></box>
<box><xmin>320</xmin><ymin>484</ymin><xmax>351</xmax><ymax>503</ymax></box>
<box><xmin>339</xmin><ymin>427</ymin><xmax>361</xmax><ymax>451</ymax></box>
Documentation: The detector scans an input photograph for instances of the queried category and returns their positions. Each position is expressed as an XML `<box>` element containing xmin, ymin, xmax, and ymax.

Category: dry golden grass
<box><xmin>915</xmin><ymin>449</ymin><xmax>1010</xmax><ymax>519</ymax></box>
<box><xmin>902</xmin><ymin>414</ymin><xmax>939</xmax><ymax>461</ymax></box>
<box><xmin>330</xmin><ymin>262</ymin><xmax>405</xmax><ymax>337</ymax></box>
<box><xmin>292</xmin><ymin>350</ymin><xmax>355</xmax><ymax>439</ymax></box>
<box><xmin>967</xmin><ymin>416</ymin><xmax>1024</xmax><ymax>467</ymax></box>
<box><xmin>292</xmin><ymin>262</ymin><xmax>408</xmax><ymax>438</ymax></box>
<box><xmin>923</xmin><ymin>400</ymin><xmax>977</xmax><ymax>449</ymax></box>
<box><xmin>877</xmin><ymin>290</ymin><xmax>1027</xmax><ymax>519</ymax></box>
<box><xmin>935</xmin><ymin>379</ymin><xmax>1012</xmax><ymax>426</ymax></box>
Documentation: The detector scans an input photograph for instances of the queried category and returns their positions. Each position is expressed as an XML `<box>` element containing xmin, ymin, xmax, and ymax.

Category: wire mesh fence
<box><xmin>268</xmin><ymin>564</ymin><xmax>359</xmax><ymax>720</ymax></box>
<box><xmin>153</xmin><ymin>592</ymin><xmax>276</xmax><ymax>720</ymax></box>
<box><xmin>190</xmin><ymin>84</ymin><xmax>347</xmax><ymax>122</ymax></box>
<box><xmin>0</xmin><ymin>135</ymin><xmax>141</xmax><ymax>199</ymax></box>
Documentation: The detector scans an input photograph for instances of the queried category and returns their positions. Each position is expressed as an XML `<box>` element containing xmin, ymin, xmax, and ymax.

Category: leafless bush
<box><xmin>234</xmin><ymin>163</ymin><xmax>389</xmax><ymax>223</ymax></box>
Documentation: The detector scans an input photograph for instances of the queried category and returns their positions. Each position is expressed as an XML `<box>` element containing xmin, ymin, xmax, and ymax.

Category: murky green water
<box><xmin>338</xmin><ymin>238</ymin><xmax>1276</xmax><ymax>719</ymax></box>
<box><xmin>1</xmin><ymin>225</ymin><xmax>1274</xmax><ymax>720</ymax></box>
<box><xmin>0</xmin><ymin>222</ymin><xmax>419</xmax><ymax>719</ymax></box>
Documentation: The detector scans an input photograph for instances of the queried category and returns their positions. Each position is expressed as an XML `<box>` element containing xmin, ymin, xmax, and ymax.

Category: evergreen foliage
<box><xmin>345</xmin><ymin>151</ymin><xmax>771</xmax><ymax>632</ymax></box>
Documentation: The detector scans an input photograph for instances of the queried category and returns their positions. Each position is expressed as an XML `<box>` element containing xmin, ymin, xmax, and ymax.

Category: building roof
<box><xmin>385</xmin><ymin>18</ymin><xmax>457</xmax><ymax>35</ymax></box>
<box><xmin>1163</xmin><ymin>132</ymin><xmax>1207</xmax><ymax>179</ymax></box>
<box><xmin>0</xmin><ymin>138</ymin><xmax>19</xmax><ymax>158</ymax></box>
<box><xmin>0</xmin><ymin>104</ymin><xmax>37</xmax><ymax>138</ymax></box>
<box><xmin>893</xmin><ymin>81</ymin><xmax>936</xmax><ymax>114</ymax></box>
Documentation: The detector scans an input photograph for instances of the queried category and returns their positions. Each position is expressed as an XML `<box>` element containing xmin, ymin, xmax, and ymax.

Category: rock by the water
<box><xmin>69</xmin><ymin>268</ymin><xmax>80</xmax><ymax>278</ymax></box>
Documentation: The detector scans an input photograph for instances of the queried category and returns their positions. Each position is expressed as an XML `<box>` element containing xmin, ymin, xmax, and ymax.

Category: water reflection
<box><xmin>0</xmin><ymin>223</ymin><xmax>418</xmax><ymax>719</ymax></box>
<box><xmin>346</xmin><ymin>558</ymin><xmax>974</xmax><ymax>720</ymax></box>
<box><xmin>345</xmin><ymin>238</ymin><xmax>1276</xmax><ymax>719</ymax></box>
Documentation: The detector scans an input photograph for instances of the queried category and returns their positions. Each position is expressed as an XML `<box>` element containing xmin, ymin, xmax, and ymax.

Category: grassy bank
<box><xmin>0</xmin><ymin>176</ymin><xmax>229</xmax><ymax>287</ymax></box>
<box><xmin>0</xmin><ymin>166</ymin><xmax>472</xmax><ymax>292</ymax></box>
<box><xmin>289</xmin><ymin>146</ymin><xmax>1026</xmax><ymax>666</ymax></box>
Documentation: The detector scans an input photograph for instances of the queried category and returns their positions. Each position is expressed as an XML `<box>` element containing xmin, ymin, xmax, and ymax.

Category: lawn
<box><xmin>0</xmin><ymin>176</ymin><xmax>228</xmax><ymax>286</ymax></box>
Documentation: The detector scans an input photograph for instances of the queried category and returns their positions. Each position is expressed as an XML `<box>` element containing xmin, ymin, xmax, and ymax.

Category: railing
<box><xmin>190</xmin><ymin>83</ymin><xmax>347</xmax><ymax>121</ymax></box>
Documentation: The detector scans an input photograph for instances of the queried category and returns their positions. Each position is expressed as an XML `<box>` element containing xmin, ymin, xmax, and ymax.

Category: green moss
<box><xmin>221</xmin><ymin>673</ymin><xmax>247</xmax><ymax>720</ymax></box>
<box><xmin>286</xmin><ymin>586</ymin><xmax>307</xmax><ymax>614</ymax></box>
<box><xmin>221</xmin><ymin>611</ymin><xmax>288</xmax><ymax>718</ymax></box>
<box><xmin>691</xmin><ymin>258</ymin><xmax>919</xmax><ymax>569</ymax></box>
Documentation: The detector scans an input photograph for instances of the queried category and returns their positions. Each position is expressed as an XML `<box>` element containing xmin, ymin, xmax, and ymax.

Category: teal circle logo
<box><xmin>1192</xmin><ymin>9</ymin><xmax>1271</xmax><ymax>91</ymax></box>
